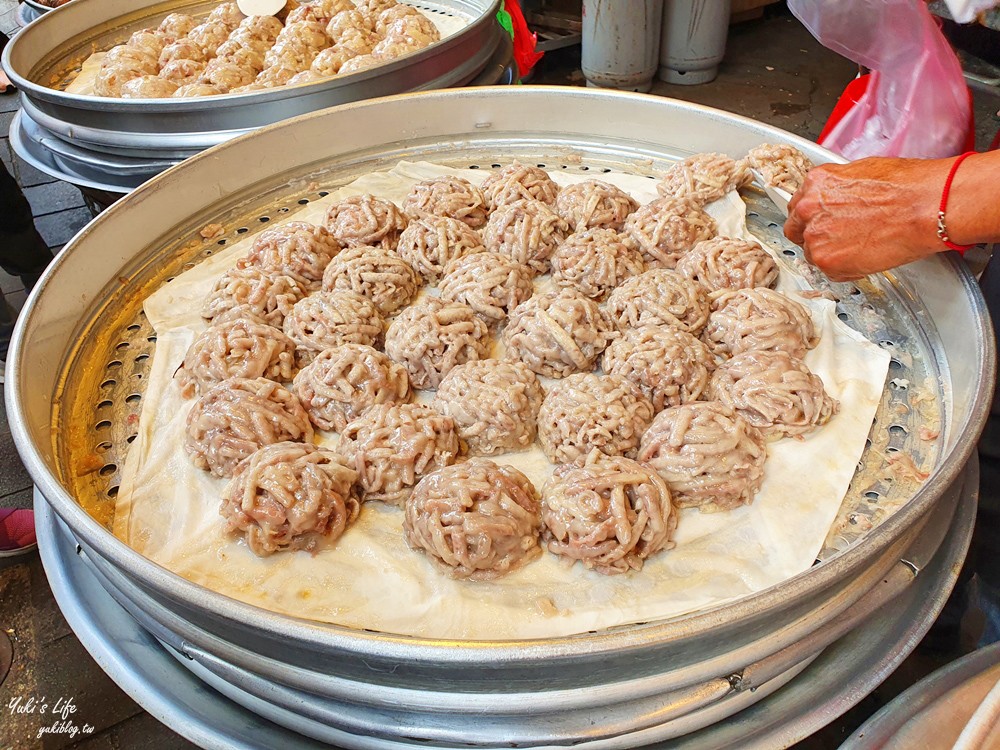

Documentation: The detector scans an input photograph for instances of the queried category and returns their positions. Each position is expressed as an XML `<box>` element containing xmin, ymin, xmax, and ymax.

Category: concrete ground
<box><xmin>0</xmin><ymin>2</ymin><xmax>998</xmax><ymax>748</ymax></box>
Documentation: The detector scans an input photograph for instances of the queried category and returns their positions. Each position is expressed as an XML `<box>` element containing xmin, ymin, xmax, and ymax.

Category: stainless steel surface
<box><xmin>34</xmin><ymin>458</ymin><xmax>978</xmax><ymax>748</ymax></box>
<box><xmin>7</xmin><ymin>88</ymin><xmax>995</xmax><ymax>746</ymax></box>
<box><xmin>3</xmin><ymin>0</ymin><xmax>502</xmax><ymax>156</ymax></box>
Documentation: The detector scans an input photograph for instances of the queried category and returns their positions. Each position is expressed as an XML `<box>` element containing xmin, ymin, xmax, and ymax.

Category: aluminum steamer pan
<box><xmin>3</xmin><ymin>0</ymin><xmax>502</xmax><ymax>158</ymax></box>
<box><xmin>7</xmin><ymin>88</ymin><xmax>995</xmax><ymax>746</ymax></box>
<box><xmin>7</xmin><ymin>31</ymin><xmax>516</xmax><ymax>201</ymax></box>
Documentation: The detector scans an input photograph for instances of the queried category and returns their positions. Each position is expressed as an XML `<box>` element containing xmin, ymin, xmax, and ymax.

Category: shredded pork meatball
<box><xmin>158</xmin><ymin>13</ymin><xmax>198</xmax><ymax>41</ymax></box>
<box><xmin>287</xmin><ymin>70</ymin><xmax>320</xmax><ymax>85</ymax></box>
<box><xmin>550</xmin><ymin>228</ymin><xmax>645</xmax><ymax>301</ymax></box>
<box><xmin>310</xmin><ymin>0</ymin><xmax>357</xmax><ymax>23</ymax></box>
<box><xmin>376</xmin><ymin>4</ymin><xmax>425</xmax><ymax>34</ymax></box>
<box><xmin>503</xmin><ymin>290</ymin><xmax>613</xmax><ymax>378</ymax></box>
<box><xmin>103</xmin><ymin>45</ymin><xmax>159</xmax><ymax>72</ymax></box>
<box><xmin>215</xmin><ymin>41</ymin><xmax>267</xmax><ymax>71</ymax></box>
<box><xmin>482</xmin><ymin>198</ymin><xmax>569</xmax><ymax>275</ymax></box>
<box><xmin>339</xmin><ymin>402</ymin><xmax>460</xmax><ymax>506</ymax></box>
<box><xmin>126</xmin><ymin>30</ymin><xmax>169</xmax><ymax>59</ymax></box>
<box><xmin>221</xmin><ymin>442</ymin><xmax>359</xmax><ymax>556</ymax></box>
<box><xmin>377</xmin><ymin>14</ymin><xmax>439</xmax><ymax>50</ymax></box>
<box><xmin>554</xmin><ymin>180</ymin><xmax>638</xmax><ymax>231</ymax></box>
<box><xmin>538</xmin><ymin>373</ymin><xmax>654</xmax><ymax>464</ymax></box>
<box><xmin>159</xmin><ymin>39</ymin><xmax>207</xmax><ymax>67</ymax></box>
<box><xmin>217</xmin><ymin>31</ymin><xmax>270</xmax><ymax>58</ymax></box>
<box><xmin>243</xmin><ymin>221</ymin><xmax>341</xmax><ymax>287</ymax></box>
<box><xmin>94</xmin><ymin>63</ymin><xmax>145</xmax><ymax>98</ymax></box>
<box><xmin>338</xmin><ymin>53</ymin><xmax>382</xmax><ymax>74</ymax></box>
<box><xmin>236</xmin><ymin>14</ymin><xmax>284</xmax><ymax>42</ymax></box>
<box><xmin>119</xmin><ymin>75</ymin><xmax>179</xmax><ymax>98</ymax></box>
<box><xmin>277</xmin><ymin>19</ymin><xmax>330</xmax><ymax>48</ymax></box>
<box><xmin>657</xmin><ymin>153</ymin><xmax>751</xmax><ymax>205</ymax></box>
<box><xmin>605</xmin><ymin>269</ymin><xmax>710</xmax><ymax>335</ymax></box>
<box><xmin>675</xmin><ymin>237</ymin><xmax>779</xmax><ymax>293</ymax></box>
<box><xmin>432</xmin><ymin>360</ymin><xmax>544</xmax><ymax>455</ymax></box>
<box><xmin>321</xmin><ymin>245</ymin><xmax>421</xmax><ymax>314</ymax></box>
<box><xmin>327</xmin><ymin>9</ymin><xmax>376</xmax><ymax>38</ymax></box>
<box><xmin>542</xmin><ymin>449</ymin><xmax>676</xmax><ymax>575</ymax></box>
<box><xmin>173</xmin><ymin>82</ymin><xmax>223</xmax><ymax>97</ymax></box>
<box><xmin>481</xmin><ymin>162</ymin><xmax>560</xmax><ymax>209</ymax></box>
<box><xmin>602</xmin><ymin>325</ymin><xmax>716</xmax><ymax>411</ymax></box>
<box><xmin>402</xmin><ymin>176</ymin><xmax>488</xmax><ymax>229</ymax></box>
<box><xmin>160</xmin><ymin>59</ymin><xmax>208</xmax><ymax>86</ymax></box>
<box><xmin>638</xmin><ymin>401</ymin><xmax>767</xmax><ymax>513</ymax></box>
<box><xmin>185</xmin><ymin>377</ymin><xmax>313</xmax><ymax>478</ymax></box>
<box><xmin>357</xmin><ymin>0</ymin><xmax>398</xmax><ymax>15</ymax></box>
<box><xmin>202</xmin><ymin>266</ymin><xmax>307</xmax><ymax>327</ymax></box>
<box><xmin>384</xmin><ymin>298</ymin><xmax>491</xmax><ymax>389</ymax></box>
<box><xmin>324</xmin><ymin>194</ymin><xmax>408</xmax><ymax>249</ymax></box>
<box><xmin>623</xmin><ymin>196</ymin><xmax>716</xmax><ymax>269</ymax></box>
<box><xmin>702</xmin><ymin>288</ymin><xmax>819</xmax><ymax>359</ymax></box>
<box><xmin>310</xmin><ymin>45</ymin><xmax>353</xmax><ymax>76</ymax></box>
<box><xmin>293</xmin><ymin>344</ymin><xmax>410</xmax><ymax>431</ymax></box>
<box><xmin>744</xmin><ymin>143</ymin><xmax>813</xmax><ymax>193</ymax></box>
<box><xmin>404</xmin><ymin>459</ymin><xmax>541</xmax><ymax>580</ymax></box>
<box><xmin>188</xmin><ymin>20</ymin><xmax>232</xmax><ymax>55</ymax></box>
<box><xmin>708</xmin><ymin>350</ymin><xmax>838</xmax><ymax>439</ymax></box>
<box><xmin>176</xmin><ymin>315</ymin><xmax>296</xmax><ymax>398</ymax></box>
<box><xmin>282</xmin><ymin>290</ymin><xmax>384</xmax><ymax>364</ymax></box>
<box><xmin>396</xmin><ymin>215</ymin><xmax>485</xmax><ymax>283</ymax></box>
<box><xmin>201</xmin><ymin>59</ymin><xmax>256</xmax><ymax>92</ymax></box>
<box><xmin>286</xmin><ymin>5</ymin><xmax>324</xmax><ymax>24</ymax></box>
<box><xmin>438</xmin><ymin>252</ymin><xmax>534</xmax><ymax>327</ymax></box>
<box><xmin>208</xmin><ymin>3</ymin><xmax>245</xmax><ymax>29</ymax></box>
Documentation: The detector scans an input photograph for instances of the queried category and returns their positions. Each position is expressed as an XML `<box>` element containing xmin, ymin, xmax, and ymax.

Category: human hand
<box><xmin>784</xmin><ymin>157</ymin><xmax>947</xmax><ymax>282</ymax></box>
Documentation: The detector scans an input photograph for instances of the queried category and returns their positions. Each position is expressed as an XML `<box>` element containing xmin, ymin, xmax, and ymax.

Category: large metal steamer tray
<box><xmin>8</xmin><ymin>88</ymin><xmax>994</xmax><ymax>748</ymax></box>
<box><xmin>2</xmin><ymin>0</ymin><xmax>502</xmax><ymax>158</ymax></box>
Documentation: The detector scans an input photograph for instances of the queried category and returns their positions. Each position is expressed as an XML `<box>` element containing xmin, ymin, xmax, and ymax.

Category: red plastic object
<box><xmin>504</xmin><ymin>0</ymin><xmax>543</xmax><ymax>79</ymax></box>
<box><xmin>819</xmin><ymin>73</ymin><xmax>976</xmax><ymax>154</ymax></box>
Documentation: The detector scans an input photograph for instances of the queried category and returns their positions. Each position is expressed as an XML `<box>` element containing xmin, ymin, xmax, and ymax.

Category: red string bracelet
<box><xmin>937</xmin><ymin>151</ymin><xmax>977</xmax><ymax>253</ymax></box>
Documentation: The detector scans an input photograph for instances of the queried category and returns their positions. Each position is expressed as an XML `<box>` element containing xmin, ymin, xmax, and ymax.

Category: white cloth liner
<box><xmin>116</xmin><ymin>160</ymin><xmax>890</xmax><ymax>640</ymax></box>
<box><xmin>64</xmin><ymin>6</ymin><xmax>466</xmax><ymax>96</ymax></box>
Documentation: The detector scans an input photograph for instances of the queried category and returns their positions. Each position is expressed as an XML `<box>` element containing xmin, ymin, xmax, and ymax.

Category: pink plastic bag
<box><xmin>789</xmin><ymin>0</ymin><xmax>971</xmax><ymax>159</ymax></box>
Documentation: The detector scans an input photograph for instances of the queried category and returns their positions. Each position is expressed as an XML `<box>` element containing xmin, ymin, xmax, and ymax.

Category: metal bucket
<box><xmin>659</xmin><ymin>0</ymin><xmax>732</xmax><ymax>85</ymax></box>
<box><xmin>581</xmin><ymin>0</ymin><xmax>664</xmax><ymax>92</ymax></box>
<box><xmin>7</xmin><ymin>87</ymin><xmax>995</xmax><ymax>747</ymax></box>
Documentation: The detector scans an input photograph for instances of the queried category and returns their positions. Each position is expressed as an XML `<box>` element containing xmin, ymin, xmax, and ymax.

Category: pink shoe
<box><xmin>0</xmin><ymin>508</ymin><xmax>36</xmax><ymax>557</ymax></box>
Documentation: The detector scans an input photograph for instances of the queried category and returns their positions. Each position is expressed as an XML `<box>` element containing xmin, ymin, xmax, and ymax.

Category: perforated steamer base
<box><xmin>64</xmin><ymin>151</ymin><xmax>942</xmax><ymax>561</ymax></box>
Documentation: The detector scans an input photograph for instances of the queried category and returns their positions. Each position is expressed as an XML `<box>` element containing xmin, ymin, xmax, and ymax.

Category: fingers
<box><xmin>784</xmin><ymin>208</ymin><xmax>806</xmax><ymax>247</ymax></box>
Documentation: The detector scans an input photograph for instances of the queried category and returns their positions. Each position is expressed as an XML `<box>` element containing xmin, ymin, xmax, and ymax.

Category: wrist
<box><xmin>936</xmin><ymin>152</ymin><xmax>978</xmax><ymax>251</ymax></box>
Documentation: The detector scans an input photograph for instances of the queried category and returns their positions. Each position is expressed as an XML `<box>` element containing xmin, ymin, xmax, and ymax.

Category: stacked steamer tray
<box><xmin>3</xmin><ymin>0</ymin><xmax>511</xmax><ymax>211</ymax></box>
<box><xmin>8</xmin><ymin>88</ymin><xmax>994</xmax><ymax>748</ymax></box>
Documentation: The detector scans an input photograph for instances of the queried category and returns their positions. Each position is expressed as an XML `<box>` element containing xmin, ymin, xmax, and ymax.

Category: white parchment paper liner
<box><xmin>116</xmin><ymin>161</ymin><xmax>890</xmax><ymax>640</ymax></box>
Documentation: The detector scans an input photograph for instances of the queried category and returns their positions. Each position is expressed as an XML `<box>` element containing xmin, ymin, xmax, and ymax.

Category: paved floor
<box><xmin>0</xmin><ymin>3</ymin><xmax>998</xmax><ymax>749</ymax></box>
